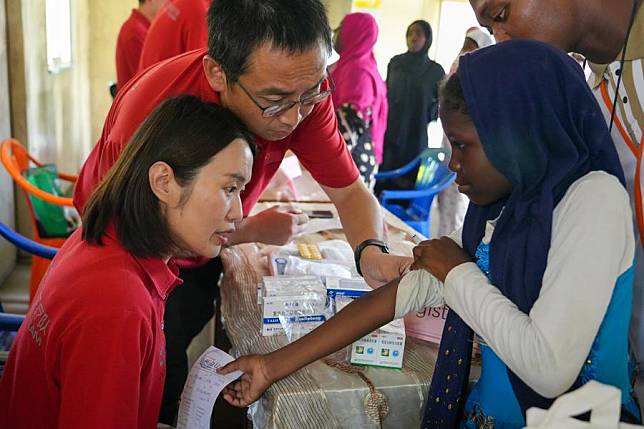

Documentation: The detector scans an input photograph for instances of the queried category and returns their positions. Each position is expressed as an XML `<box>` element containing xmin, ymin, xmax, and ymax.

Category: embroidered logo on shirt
<box><xmin>166</xmin><ymin>3</ymin><xmax>181</xmax><ymax>21</ymax></box>
<box><xmin>27</xmin><ymin>302</ymin><xmax>50</xmax><ymax>347</ymax></box>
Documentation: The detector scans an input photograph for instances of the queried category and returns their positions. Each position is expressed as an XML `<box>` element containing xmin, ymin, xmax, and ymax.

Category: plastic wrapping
<box><xmin>268</xmin><ymin>240</ymin><xmax>358</xmax><ymax>280</ymax></box>
<box><xmin>278</xmin><ymin>313</ymin><xmax>327</xmax><ymax>344</ymax></box>
<box><xmin>270</xmin><ymin>253</ymin><xmax>355</xmax><ymax>279</ymax></box>
<box><xmin>277</xmin><ymin>281</ymin><xmax>335</xmax><ymax>343</ymax></box>
<box><xmin>260</xmin><ymin>275</ymin><xmax>327</xmax><ymax>336</ymax></box>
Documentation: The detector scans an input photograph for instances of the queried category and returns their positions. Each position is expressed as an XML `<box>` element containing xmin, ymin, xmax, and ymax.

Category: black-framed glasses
<box><xmin>235</xmin><ymin>77</ymin><xmax>335</xmax><ymax>118</ymax></box>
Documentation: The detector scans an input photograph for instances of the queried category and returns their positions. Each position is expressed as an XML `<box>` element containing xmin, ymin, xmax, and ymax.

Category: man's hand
<box><xmin>410</xmin><ymin>237</ymin><xmax>472</xmax><ymax>282</ymax></box>
<box><xmin>242</xmin><ymin>206</ymin><xmax>309</xmax><ymax>245</ymax></box>
<box><xmin>360</xmin><ymin>247</ymin><xmax>413</xmax><ymax>287</ymax></box>
<box><xmin>219</xmin><ymin>354</ymin><xmax>274</xmax><ymax>408</ymax></box>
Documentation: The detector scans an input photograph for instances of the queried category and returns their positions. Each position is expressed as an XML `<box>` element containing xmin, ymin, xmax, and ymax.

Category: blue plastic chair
<box><xmin>0</xmin><ymin>222</ymin><xmax>58</xmax><ymax>260</ymax></box>
<box><xmin>0</xmin><ymin>221</ymin><xmax>58</xmax><ymax>345</ymax></box>
<box><xmin>375</xmin><ymin>148</ymin><xmax>456</xmax><ymax>237</ymax></box>
<box><xmin>0</xmin><ymin>313</ymin><xmax>24</xmax><ymax>332</ymax></box>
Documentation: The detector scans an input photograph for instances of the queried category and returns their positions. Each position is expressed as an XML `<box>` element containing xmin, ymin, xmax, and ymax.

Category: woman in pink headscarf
<box><xmin>331</xmin><ymin>12</ymin><xmax>388</xmax><ymax>190</ymax></box>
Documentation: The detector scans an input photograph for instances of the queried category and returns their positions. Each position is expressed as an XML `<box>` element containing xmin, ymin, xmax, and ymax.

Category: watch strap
<box><xmin>354</xmin><ymin>239</ymin><xmax>389</xmax><ymax>277</ymax></box>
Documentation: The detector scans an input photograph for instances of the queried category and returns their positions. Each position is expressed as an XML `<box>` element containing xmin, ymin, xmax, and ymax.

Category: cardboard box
<box><xmin>404</xmin><ymin>306</ymin><xmax>448</xmax><ymax>344</ymax></box>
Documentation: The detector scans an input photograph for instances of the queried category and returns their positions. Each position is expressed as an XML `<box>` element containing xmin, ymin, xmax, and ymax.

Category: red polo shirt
<box><xmin>115</xmin><ymin>9</ymin><xmax>151</xmax><ymax>89</ymax></box>
<box><xmin>75</xmin><ymin>49</ymin><xmax>359</xmax><ymax>216</ymax></box>
<box><xmin>0</xmin><ymin>227</ymin><xmax>181</xmax><ymax>429</ymax></box>
<box><xmin>138</xmin><ymin>0</ymin><xmax>210</xmax><ymax>70</ymax></box>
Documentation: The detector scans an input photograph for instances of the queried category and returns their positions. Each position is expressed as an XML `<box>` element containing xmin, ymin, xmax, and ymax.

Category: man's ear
<box><xmin>149</xmin><ymin>161</ymin><xmax>180</xmax><ymax>206</ymax></box>
<box><xmin>203</xmin><ymin>55</ymin><xmax>228</xmax><ymax>92</ymax></box>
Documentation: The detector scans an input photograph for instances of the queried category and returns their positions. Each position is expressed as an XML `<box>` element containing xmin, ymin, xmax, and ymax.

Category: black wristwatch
<box><xmin>354</xmin><ymin>239</ymin><xmax>389</xmax><ymax>277</ymax></box>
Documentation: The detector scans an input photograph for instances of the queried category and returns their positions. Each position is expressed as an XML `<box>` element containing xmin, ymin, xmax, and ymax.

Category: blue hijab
<box><xmin>422</xmin><ymin>39</ymin><xmax>626</xmax><ymax>428</ymax></box>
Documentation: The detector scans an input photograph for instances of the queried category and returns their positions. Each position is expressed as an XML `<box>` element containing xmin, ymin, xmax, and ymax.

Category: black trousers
<box><xmin>158</xmin><ymin>258</ymin><xmax>224</xmax><ymax>425</ymax></box>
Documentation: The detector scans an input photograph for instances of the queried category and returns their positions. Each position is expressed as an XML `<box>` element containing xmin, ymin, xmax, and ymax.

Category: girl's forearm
<box><xmin>265</xmin><ymin>277</ymin><xmax>401</xmax><ymax>380</ymax></box>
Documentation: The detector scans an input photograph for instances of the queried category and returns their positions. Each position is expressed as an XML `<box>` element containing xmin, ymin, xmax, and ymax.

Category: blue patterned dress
<box><xmin>460</xmin><ymin>241</ymin><xmax>640</xmax><ymax>428</ymax></box>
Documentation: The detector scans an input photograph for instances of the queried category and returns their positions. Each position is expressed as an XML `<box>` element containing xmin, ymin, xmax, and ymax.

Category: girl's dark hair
<box><xmin>82</xmin><ymin>95</ymin><xmax>255</xmax><ymax>258</ymax></box>
<box><xmin>439</xmin><ymin>71</ymin><xmax>470</xmax><ymax>116</ymax></box>
<box><xmin>207</xmin><ymin>0</ymin><xmax>332</xmax><ymax>82</ymax></box>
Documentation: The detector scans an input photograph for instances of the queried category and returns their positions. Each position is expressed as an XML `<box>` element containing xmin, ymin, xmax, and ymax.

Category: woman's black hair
<box><xmin>82</xmin><ymin>95</ymin><xmax>255</xmax><ymax>258</ymax></box>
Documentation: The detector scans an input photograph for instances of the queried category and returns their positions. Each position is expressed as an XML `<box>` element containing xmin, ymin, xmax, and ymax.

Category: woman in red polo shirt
<box><xmin>0</xmin><ymin>95</ymin><xmax>254</xmax><ymax>429</ymax></box>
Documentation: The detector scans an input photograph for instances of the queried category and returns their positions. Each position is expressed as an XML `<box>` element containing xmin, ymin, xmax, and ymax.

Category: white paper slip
<box><xmin>176</xmin><ymin>346</ymin><xmax>243</xmax><ymax>429</ymax></box>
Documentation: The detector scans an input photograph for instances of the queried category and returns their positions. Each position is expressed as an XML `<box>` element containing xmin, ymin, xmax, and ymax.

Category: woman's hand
<box><xmin>219</xmin><ymin>354</ymin><xmax>274</xmax><ymax>407</ymax></box>
<box><xmin>411</xmin><ymin>237</ymin><xmax>472</xmax><ymax>282</ymax></box>
<box><xmin>360</xmin><ymin>247</ymin><xmax>414</xmax><ymax>287</ymax></box>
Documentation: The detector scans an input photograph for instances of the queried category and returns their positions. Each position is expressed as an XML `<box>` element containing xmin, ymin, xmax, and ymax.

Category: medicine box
<box><xmin>325</xmin><ymin>277</ymin><xmax>371</xmax><ymax>299</ymax></box>
<box><xmin>349</xmin><ymin>319</ymin><xmax>406</xmax><ymax>369</ymax></box>
<box><xmin>261</xmin><ymin>276</ymin><xmax>327</xmax><ymax>336</ymax></box>
<box><xmin>336</xmin><ymin>297</ymin><xmax>406</xmax><ymax>369</ymax></box>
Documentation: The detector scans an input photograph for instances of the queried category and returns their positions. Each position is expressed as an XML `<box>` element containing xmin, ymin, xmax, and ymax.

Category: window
<box><xmin>428</xmin><ymin>1</ymin><xmax>484</xmax><ymax>147</ymax></box>
<box><xmin>45</xmin><ymin>0</ymin><xmax>72</xmax><ymax>73</ymax></box>
<box><xmin>435</xmin><ymin>1</ymin><xmax>482</xmax><ymax>72</ymax></box>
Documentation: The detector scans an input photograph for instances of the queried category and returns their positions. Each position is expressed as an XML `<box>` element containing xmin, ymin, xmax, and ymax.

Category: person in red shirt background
<box><xmin>138</xmin><ymin>0</ymin><xmax>210</xmax><ymax>71</ymax></box>
<box><xmin>75</xmin><ymin>0</ymin><xmax>413</xmax><ymax>423</ymax></box>
<box><xmin>115</xmin><ymin>0</ymin><xmax>166</xmax><ymax>90</ymax></box>
<box><xmin>0</xmin><ymin>95</ymin><xmax>255</xmax><ymax>429</ymax></box>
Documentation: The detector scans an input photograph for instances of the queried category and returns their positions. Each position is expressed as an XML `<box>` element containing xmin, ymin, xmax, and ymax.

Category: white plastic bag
<box><xmin>523</xmin><ymin>381</ymin><xmax>643</xmax><ymax>429</ymax></box>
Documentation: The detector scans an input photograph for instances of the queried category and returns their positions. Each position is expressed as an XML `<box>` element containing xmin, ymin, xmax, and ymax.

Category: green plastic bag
<box><xmin>24</xmin><ymin>165</ymin><xmax>72</xmax><ymax>238</ymax></box>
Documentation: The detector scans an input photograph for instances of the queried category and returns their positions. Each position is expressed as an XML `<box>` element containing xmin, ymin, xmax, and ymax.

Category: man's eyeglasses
<box><xmin>235</xmin><ymin>77</ymin><xmax>334</xmax><ymax>118</ymax></box>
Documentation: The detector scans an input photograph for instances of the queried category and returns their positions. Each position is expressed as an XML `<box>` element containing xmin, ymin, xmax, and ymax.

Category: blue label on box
<box><xmin>263</xmin><ymin>315</ymin><xmax>326</xmax><ymax>325</ymax></box>
<box><xmin>327</xmin><ymin>289</ymin><xmax>369</xmax><ymax>299</ymax></box>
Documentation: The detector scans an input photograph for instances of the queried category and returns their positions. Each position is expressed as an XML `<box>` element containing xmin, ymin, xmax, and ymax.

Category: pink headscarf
<box><xmin>331</xmin><ymin>13</ymin><xmax>388</xmax><ymax>164</ymax></box>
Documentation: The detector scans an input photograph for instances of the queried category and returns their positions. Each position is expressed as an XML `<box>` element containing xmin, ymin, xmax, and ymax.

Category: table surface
<box><xmin>219</xmin><ymin>202</ymin><xmax>443</xmax><ymax>429</ymax></box>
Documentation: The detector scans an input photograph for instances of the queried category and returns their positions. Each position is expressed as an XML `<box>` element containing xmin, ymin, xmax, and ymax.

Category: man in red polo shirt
<box><xmin>115</xmin><ymin>0</ymin><xmax>166</xmax><ymax>89</ymax></box>
<box><xmin>76</xmin><ymin>0</ymin><xmax>412</xmax><ymax>423</ymax></box>
<box><xmin>138</xmin><ymin>0</ymin><xmax>210</xmax><ymax>71</ymax></box>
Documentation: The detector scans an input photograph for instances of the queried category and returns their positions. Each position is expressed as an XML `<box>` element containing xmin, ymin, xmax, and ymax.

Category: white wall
<box><xmin>433</xmin><ymin>0</ymin><xmax>482</xmax><ymax>71</ymax></box>
<box><xmin>0</xmin><ymin>0</ymin><xmax>15</xmax><ymax>282</ymax></box>
<box><xmin>372</xmin><ymin>0</ymin><xmax>441</xmax><ymax>77</ymax></box>
<box><xmin>88</xmin><ymin>1</ymin><xmax>133</xmax><ymax>146</ymax></box>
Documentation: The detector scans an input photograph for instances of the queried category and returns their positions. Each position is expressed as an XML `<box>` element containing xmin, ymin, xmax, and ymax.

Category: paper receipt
<box><xmin>176</xmin><ymin>346</ymin><xmax>242</xmax><ymax>429</ymax></box>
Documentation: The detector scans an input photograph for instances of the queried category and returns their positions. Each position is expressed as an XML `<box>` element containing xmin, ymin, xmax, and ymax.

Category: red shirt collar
<box><xmin>137</xmin><ymin>256</ymin><xmax>182</xmax><ymax>300</ymax></box>
<box><xmin>131</xmin><ymin>8</ymin><xmax>152</xmax><ymax>27</ymax></box>
<box><xmin>103</xmin><ymin>223</ymin><xmax>182</xmax><ymax>300</ymax></box>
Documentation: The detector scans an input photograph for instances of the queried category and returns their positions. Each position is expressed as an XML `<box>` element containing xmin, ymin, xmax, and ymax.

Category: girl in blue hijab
<box><xmin>218</xmin><ymin>39</ymin><xmax>640</xmax><ymax>429</ymax></box>
<box><xmin>417</xmin><ymin>38</ymin><xmax>640</xmax><ymax>428</ymax></box>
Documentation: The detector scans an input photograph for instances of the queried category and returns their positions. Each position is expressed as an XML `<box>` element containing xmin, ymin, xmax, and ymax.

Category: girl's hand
<box><xmin>411</xmin><ymin>237</ymin><xmax>472</xmax><ymax>282</ymax></box>
<box><xmin>219</xmin><ymin>354</ymin><xmax>274</xmax><ymax>407</ymax></box>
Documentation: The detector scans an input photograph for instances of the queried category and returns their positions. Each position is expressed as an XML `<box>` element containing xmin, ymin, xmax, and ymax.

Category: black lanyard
<box><xmin>608</xmin><ymin>0</ymin><xmax>639</xmax><ymax>133</ymax></box>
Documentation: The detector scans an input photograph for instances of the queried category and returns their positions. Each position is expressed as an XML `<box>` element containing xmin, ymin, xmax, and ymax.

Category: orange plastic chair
<box><xmin>0</xmin><ymin>139</ymin><xmax>77</xmax><ymax>301</ymax></box>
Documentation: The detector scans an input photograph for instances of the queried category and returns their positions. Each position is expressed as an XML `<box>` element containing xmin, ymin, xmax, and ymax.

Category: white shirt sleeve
<box><xmin>394</xmin><ymin>228</ymin><xmax>463</xmax><ymax>318</ymax></box>
<box><xmin>443</xmin><ymin>171</ymin><xmax>635</xmax><ymax>398</ymax></box>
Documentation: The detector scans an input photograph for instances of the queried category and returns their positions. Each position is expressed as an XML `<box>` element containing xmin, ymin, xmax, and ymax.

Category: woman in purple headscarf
<box><xmin>331</xmin><ymin>12</ymin><xmax>388</xmax><ymax>191</ymax></box>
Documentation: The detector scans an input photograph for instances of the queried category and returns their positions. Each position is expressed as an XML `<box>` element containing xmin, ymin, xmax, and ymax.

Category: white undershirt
<box><xmin>394</xmin><ymin>171</ymin><xmax>635</xmax><ymax>398</ymax></box>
